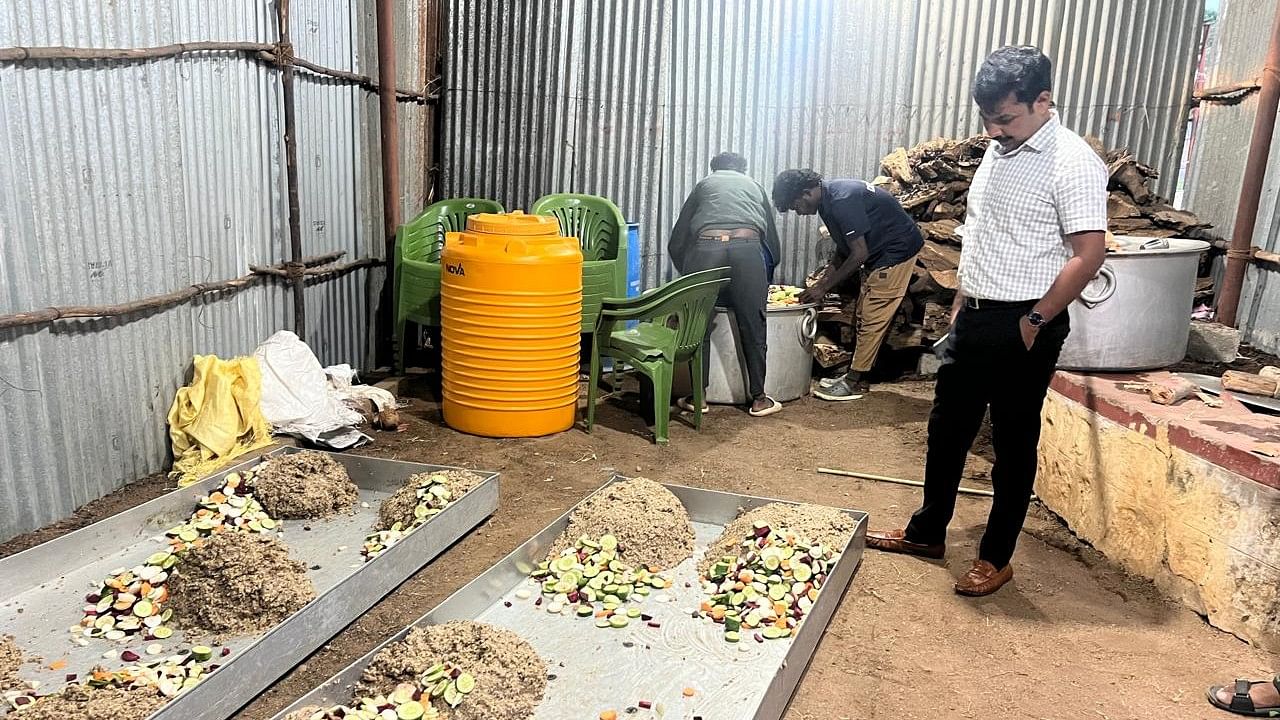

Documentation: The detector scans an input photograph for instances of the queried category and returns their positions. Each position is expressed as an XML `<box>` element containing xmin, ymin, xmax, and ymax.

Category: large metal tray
<box><xmin>275</xmin><ymin>479</ymin><xmax>867</xmax><ymax>720</ymax></box>
<box><xmin>0</xmin><ymin>448</ymin><xmax>499</xmax><ymax>720</ymax></box>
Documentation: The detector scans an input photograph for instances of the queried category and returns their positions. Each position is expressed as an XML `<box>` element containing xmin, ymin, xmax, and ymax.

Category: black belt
<box><xmin>963</xmin><ymin>297</ymin><xmax>1037</xmax><ymax>310</ymax></box>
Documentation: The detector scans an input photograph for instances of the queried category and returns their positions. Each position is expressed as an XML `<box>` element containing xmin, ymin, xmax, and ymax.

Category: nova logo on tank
<box><xmin>445</xmin><ymin>262</ymin><xmax>466</xmax><ymax>276</ymax></box>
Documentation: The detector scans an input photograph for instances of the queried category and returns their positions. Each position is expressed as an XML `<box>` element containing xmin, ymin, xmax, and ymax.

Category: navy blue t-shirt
<box><xmin>818</xmin><ymin>179</ymin><xmax>923</xmax><ymax>269</ymax></box>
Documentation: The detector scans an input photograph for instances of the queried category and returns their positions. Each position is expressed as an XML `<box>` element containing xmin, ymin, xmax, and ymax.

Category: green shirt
<box><xmin>668</xmin><ymin>170</ymin><xmax>782</xmax><ymax>275</ymax></box>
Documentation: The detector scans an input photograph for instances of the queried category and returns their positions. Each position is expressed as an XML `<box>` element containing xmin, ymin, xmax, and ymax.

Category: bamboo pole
<box><xmin>814</xmin><ymin>467</ymin><xmax>1034</xmax><ymax>500</ymax></box>
<box><xmin>0</xmin><ymin>252</ymin><xmax>351</xmax><ymax>330</ymax></box>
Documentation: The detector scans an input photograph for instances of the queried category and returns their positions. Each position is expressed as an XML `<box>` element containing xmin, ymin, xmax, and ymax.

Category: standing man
<box><xmin>772</xmin><ymin>171</ymin><xmax>923</xmax><ymax>400</ymax></box>
<box><xmin>668</xmin><ymin>151</ymin><xmax>783</xmax><ymax>417</ymax></box>
<box><xmin>866</xmin><ymin>46</ymin><xmax>1107</xmax><ymax>596</ymax></box>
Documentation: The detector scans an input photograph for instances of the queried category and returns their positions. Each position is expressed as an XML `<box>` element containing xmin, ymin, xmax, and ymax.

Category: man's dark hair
<box><xmin>710</xmin><ymin>151</ymin><xmax>748</xmax><ymax>173</ymax></box>
<box><xmin>771</xmin><ymin>169</ymin><xmax>822</xmax><ymax>211</ymax></box>
<box><xmin>973</xmin><ymin>46</ymin><xmax>1052</xmax><ymax>111</ymax></box>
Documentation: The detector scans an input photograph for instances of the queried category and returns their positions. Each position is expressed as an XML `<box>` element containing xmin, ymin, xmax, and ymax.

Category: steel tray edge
<box><xmin>0</xmin><ymin>448</ymin><xmax>498</xmax><ymax>720</ymax></box>
<box><xmin>273</xmin><ymin>477</ymin><xmax>868</xmax><ymax>720</ymax></box>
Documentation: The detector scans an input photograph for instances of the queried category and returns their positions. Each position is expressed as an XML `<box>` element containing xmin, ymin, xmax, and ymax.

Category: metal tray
<box><xmin>0</xmin><ymin>448</ymin><xmax>499</xmax><ymax>720</ymax></box>
<box><xmin>275</xmin><ymin>479</ymin><xmax>867</xmax><ymax>720</ymax></box>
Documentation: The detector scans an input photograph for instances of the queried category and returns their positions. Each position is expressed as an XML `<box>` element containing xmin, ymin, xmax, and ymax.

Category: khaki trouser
<box><xmin>852</xmin><ymin>254</ymin><xmax>917</xmax><ymax>372</ymax></box>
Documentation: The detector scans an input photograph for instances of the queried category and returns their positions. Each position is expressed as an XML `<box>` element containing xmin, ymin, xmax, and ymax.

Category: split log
<box><xmin>1107</xmin><ymin>192</ymin><xmax>1142</xmax><ymax>218</ymax></box>
<box><xmin>919</xmin><ymin>219</ymin><xmax>963</xmax><ymax>244</ymax></box>
<box><xmin>882</xmin><ymin>147</ymin><xmax>920</xmax><ymax>185</ymax></box>
<box><xmin>1222</xmin><ymin>370</ymin><xmax>1280</xmax><ymax>398</ymax></box>
<box><xmin>918</xmin><ymin>240</ymin><xmax>961</xmax><ymax>272</ymax></box>
<box><xmin>1147</xmin><ymin>376</ymin><xmax>1201</xmax><ymax>405</ymax></box>
<box><xmin>813</xmin><ymin>343</ymin><xmax>852</xmax><ymax>369</ymax></box>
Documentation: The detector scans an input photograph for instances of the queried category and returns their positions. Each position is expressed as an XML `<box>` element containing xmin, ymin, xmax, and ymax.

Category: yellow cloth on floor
<box><xmin>168</xmin><ymin>354</ymin><xmax>273</xmax><ymax>487</ymax></box>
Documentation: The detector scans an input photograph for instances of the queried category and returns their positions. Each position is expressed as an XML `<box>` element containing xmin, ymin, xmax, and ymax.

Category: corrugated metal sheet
<box><xmin>1184</xmin><ymin>0</ymin><xmax>1280</xmax><ymax>353</ymax></box>
<box><xmin>442</xmin><ymin>0</ymin><xmax>1201</xmax><ymax>288</ymax></box>
<box><xmin>0</xmin><ymin>1</ymin><xmax>428</xmax><ymax>541</ymax></box>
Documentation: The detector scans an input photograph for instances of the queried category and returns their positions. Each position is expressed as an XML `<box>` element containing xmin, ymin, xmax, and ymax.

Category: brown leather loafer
<box><xmin>865</xmin><ymin>529</ymin><xmax>945</xmax><ymax>559</ymax></box>
<box><xmin>954</xmin><ymin>559</ymin><xmax>1013</xmax><ymax>596</ymax></box>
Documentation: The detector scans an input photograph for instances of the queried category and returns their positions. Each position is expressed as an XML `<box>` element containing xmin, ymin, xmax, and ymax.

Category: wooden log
<box><xmin>813</xmin><ymin>343</ymin><xmax>852</xmax><ymax>369</ymax></box>
<box><xmin>918</xmin><ymin>240</ymin><xmax>961</xmax><ymax>272</ymax></box>
<box><xmin>882</xmin><ymin>147</ymin><xmax>920</xmax><ymax>185</ymax></box>
<box><xmin>1148</xmin><ymin>206</ymin><xmax>1203</xmax><ymax>230</ymax></box>
<box><xmin>919</xmin><ymin>219</ymin><xmax>962</xmax><ymax>244</ymax></box>
<box><xmin>1112</xmin><ymin>163</ymin><xmax>1152</xmax><ymax>204</ymax></box>
<box><xmin>1147</xmin><ymin>376</ymin><xmax>1201</xmax><ymax>405</ymax></box>
<box><xmin>1222</xmin><ymin>370</ymin><xmax>1280</xmax><ymax>398</ymax></box>
<box><xmin>1107</xmin><ymin>192</ymin><xmax>1143</xmax><ymax>218</ymax></box>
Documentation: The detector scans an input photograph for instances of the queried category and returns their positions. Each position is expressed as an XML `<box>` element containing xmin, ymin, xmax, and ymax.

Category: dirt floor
<box><xmin>4</xmin><ymin>376</ymin><xmax>1277</xmax><ymax>720</ymax></box>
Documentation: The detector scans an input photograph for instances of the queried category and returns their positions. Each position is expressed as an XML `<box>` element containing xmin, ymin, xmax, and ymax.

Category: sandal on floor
<box><xmin>748</xmin><ymin>397</ymin><xmax>782</xmax><ymax>417</ymax></box>
<box><xmin>1207</xmin><ymin>677</ymin><xmax>1280</xmax><ymax>717</ymax></box>
<box><xmin>677</xmin><ymin>396</ymin><xmax>709</xmax><ymax>413</ymax></box>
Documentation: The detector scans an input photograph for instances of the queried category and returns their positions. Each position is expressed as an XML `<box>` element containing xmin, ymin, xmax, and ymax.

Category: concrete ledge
<box><xmin>1039</xmin><ymin>371</ymin><xmax>1280</xmax><ymax>651</ymax></box>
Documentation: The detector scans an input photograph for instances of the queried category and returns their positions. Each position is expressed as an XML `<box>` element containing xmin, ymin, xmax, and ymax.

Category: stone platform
<box><xmin>1038</xmin><ymin>371</ymin><xmax>1280</xmax><ymax>651</ymax></box>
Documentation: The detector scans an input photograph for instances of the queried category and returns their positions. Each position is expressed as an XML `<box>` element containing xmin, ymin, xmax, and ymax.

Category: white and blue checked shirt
<box><xmin>959</xmin><ymin>111</ymin><xmax>1108</xmax><ymax>302</ymax></box>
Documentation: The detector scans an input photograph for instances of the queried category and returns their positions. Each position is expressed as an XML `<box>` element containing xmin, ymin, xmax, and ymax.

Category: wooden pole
<box><xmin>0</xmin><ymin>43</ymin><xmax>434</xmax><ymax>102</ymax></box>
<box><xmin>0</xmin><ymin>252</ymin><xmax>352</xmax><ymax>329</ymax></box>
<box><xmin>277</xmin><ymin>0</ymin><xmax>306</xmax><ymax>339</ymax></box>
<box><xmin>375</xmin><ymin>0</ymin><xmax>403</xmax><ymax>363</ymax></box>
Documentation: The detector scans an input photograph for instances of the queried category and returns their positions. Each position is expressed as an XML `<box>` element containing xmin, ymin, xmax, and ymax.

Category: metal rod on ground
<box><xmin>277</xmin><ymin>0</ymin><xmax>306</xmax><ymax>338</ymax></box>
<box><xmin>815</xmin><ymin>467</ymin><xmax>1036</xmax><ymax>500</ymax></box>
<box><xmin>1219</xmin><ymin>4</ymin><xmax>1280</xmax><ymax>327</ymax></box>
<box><xmin>376</xmin><ymin>0</ymin><xmax>403</xmax><ymax>364</ymax></box>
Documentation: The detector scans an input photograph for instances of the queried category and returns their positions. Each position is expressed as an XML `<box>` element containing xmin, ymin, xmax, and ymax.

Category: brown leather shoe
<box><xmin>865</xmin><ymin>529</ymin><xmax>945</xmax><ymax>559</ymax></box>
<box><xmin>954</xmin><ymin>559</ymin><xmax>1013</xmax><ymax>596</ymax></box>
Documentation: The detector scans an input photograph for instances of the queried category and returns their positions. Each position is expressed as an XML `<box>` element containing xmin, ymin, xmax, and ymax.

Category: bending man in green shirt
<box><xmin>668</xmin><ymin>152</ymin><xmax>783</xmax><ymax>417</ymax></box>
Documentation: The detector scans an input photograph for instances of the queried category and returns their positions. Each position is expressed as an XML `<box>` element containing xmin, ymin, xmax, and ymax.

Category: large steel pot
<box><xmin>1057</xmin><ymin>236</ymin><xmax>1210</xmax><ymax>371</ymax></box>
<box><xmin>706</xmin><ymin>303</ymin><xmax>818</xmax><ymax>404</ymax></box>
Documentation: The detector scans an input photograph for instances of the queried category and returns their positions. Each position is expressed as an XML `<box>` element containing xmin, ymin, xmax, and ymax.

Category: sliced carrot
<box><xmin>154</xmin><ymin>587</ymin><xmax>169</xmax><ymax>603</ymax></box>
<box><xmin>733</xmin><ymin>582</ymin><xmax>745</xmax><ymax>591</ymax></box>
<box><xmin>711</xmin><ymin>607</ymin><xmax>726</xmax><ymax>621</ymax></box>
<box><xmin>773</xmin><ymin>602</ymin><xmax>788</xmax><ymax>617</ymax></box>
<box><xmin>781</xmin><ymin>559</ymin><xmax>791</xmax><ymax>570</ymax></box>
<box><xmin>209</xmin><ymin>492</ymin><xmax>227</xmax><ymax>503</ymax></box>
<box><xmin>699</xmin><ymin>600</ymin><xmax>713</xmax><ymax>613</ymax></box>
<box><xmin>774</xmin><ymin>617</ymin><xmax>789</xmax><ymax>630</ymax></box>
<box><xmin>49</xmin><ymin>659</ymin><xmax>68</xmax><ymax>671</ymax></box>
<box><xmin>600</xmin><ymin>711</ymin><xmax>618</xmax><ymax>720</ymax></box>
<box><xmin>683</xmin><ymin>687</ymin><xmax>696</xmax><ymax>697</ymax></box>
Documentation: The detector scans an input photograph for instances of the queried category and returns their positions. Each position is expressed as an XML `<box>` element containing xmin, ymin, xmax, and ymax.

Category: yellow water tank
<box><xmin>441</xmin><ymin>211</ymin><xmax>583</xmax><ymax>437</ymax></box>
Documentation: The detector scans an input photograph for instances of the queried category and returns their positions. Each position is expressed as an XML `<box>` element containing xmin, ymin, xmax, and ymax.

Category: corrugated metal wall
<box><xmin>0</xmin><ymin>1</ymin><xmax>432</xmax><ymax>541</ymax></box>
<box><xmin>442</xmin><ymin>0</ymin><xmax>1201</xmax><ymax>288</ymax></box>
<box><xmin>1184</xmin><ymin>0</ymin><xmax>1280</xmax><ymax>354</ymax></box>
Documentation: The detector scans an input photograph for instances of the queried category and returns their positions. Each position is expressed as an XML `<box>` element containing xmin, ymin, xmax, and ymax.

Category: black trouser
<box><xmin>905</xmin><ymin>301</ymin><xmax>1069</xmax><ymax>568</ymax></box>
<box><xmin>684</xmin><ymin>238</ymin><xmax>768</xmax><ymax>401</ymax></box>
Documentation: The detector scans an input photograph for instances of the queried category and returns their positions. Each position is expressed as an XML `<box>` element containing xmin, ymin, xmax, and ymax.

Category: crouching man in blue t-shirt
<box><xmin>773</xmin><ymin>171</ymin><xmax>923</xmax><ymax>400</ymax></box>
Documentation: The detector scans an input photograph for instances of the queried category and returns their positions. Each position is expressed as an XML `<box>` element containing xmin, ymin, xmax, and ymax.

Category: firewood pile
<box><xmin>807</xmin><ymin>135</ymin><xmax>1222</xmax><ymax>374</ymax></box>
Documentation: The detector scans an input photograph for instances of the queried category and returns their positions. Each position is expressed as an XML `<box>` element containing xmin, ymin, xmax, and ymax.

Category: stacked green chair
<box><xmin>585</xmin><ymin>267</ymin><xmax>731</xmax><ymax>445</ymax></box>
<box><xmin>394</xmin><ymin>198</ymin><xmax>504</xmax><ymax>371</ymax></box>
<box><xmin>530</xmin><ymin>193</ymin><xmax>628</xmax><ymax>333</ymax></box>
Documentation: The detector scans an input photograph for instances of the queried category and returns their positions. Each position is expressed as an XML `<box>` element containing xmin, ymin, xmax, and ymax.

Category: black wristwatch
<box><xmin>1026</xmin><ymin>310</ymin><xmax>1047</xmax><ymax>328</ymax></box>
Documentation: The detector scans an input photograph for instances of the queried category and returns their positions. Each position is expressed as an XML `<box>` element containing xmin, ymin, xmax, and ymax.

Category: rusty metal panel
<box><xmin>0</xmin><ymin>0</ymin><xmax>424</xmax><ymax>541</ymax></box>
<box><xmin>441</xmin><ymin>0</ymin><xmax>1201</xmax><ymax>289</ymax></box>
<box><xmin>1184</xmin><ymin>0</ymin><xmax>1280</xmax><ymax>353</ymax></box>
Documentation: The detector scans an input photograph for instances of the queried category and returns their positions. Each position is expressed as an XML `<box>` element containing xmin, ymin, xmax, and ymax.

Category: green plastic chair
<box><xmin>586</xmin><ymin>267</ymin><xmax>731</xmax><ymax>445</ymax></box>
<box><xmin>394</xmin><ymin>198</ymin><xmax>504</xmax><ymax>371</ymax></box>
<box><xmin>530</xmin><ymin>193</ymin><xmax>629</xmax><ymax>333</ymax></box>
